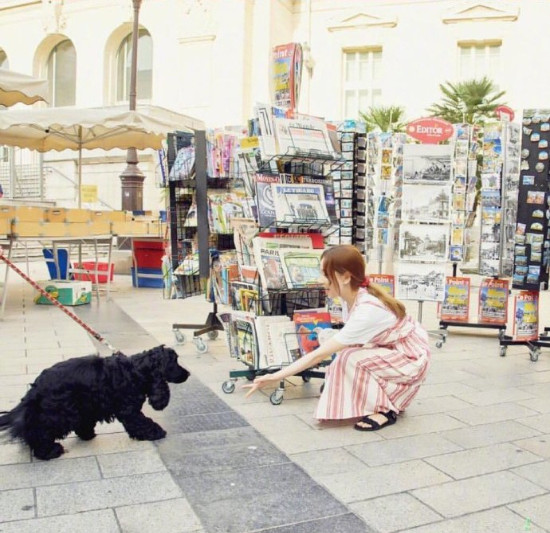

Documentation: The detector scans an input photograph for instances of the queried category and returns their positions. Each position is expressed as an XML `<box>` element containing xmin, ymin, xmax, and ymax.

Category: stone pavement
<box><xmin>1</xmin><ymin>261</ymin><xmax>550</xmax><ymax>532</ymax></box>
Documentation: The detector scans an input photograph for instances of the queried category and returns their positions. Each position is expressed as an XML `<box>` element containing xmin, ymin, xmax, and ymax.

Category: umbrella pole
<box><xmin>78</xmin><ymin>130</ymin><xmax>83</xmax><ymax>265</ymax></box>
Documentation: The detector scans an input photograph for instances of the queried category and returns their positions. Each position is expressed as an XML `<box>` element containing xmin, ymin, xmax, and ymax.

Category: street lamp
<box><xmin>119</xmin><ymin>0</ymin><xmax>144</xmax><ymax>212</ymax></box>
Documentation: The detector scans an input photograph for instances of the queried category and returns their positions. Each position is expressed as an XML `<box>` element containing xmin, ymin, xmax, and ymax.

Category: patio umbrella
<box><xmin>0</xmin><ymin>68</ymin><xmax>49</xmax><ymax>107</ymax></box>
<box><xmin>0</xmin><ymin>104</ymin><xmax>204</xmax><ymax>206</ymax></box>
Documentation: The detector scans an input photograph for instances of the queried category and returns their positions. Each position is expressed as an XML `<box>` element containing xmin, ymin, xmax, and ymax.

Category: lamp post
<box><xmin>119</xmin><ymin>0</ymin><xmax>144</xmax><ymax>212</ymax></box>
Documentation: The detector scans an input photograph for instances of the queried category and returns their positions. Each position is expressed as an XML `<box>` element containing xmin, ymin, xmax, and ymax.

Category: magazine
<box><xmin>230</xmin><ymin>311</ymin><xmax>258</xmax><ymax>367</ymax></box>
<box><xmin>255</xmin><ymin>173</ymin><xmax>281</xmax><ymax>228</ymax></box>
<box><xmin>440</xmin><ymin>276</ymin><xmax>470</xmax><ymax>322</ymax></box>
<box><xmin>230</xmin><ymin>281</ymin><xmax>260</xmax><ymax>313</ymax></box>
<box><xmin>273</xmin><ymin>115</ymin><xmax>334</xmax><ymax>156</ymax></box>
<box><xmin>478</xmin><ymin>278</ymin><xmax>509</xmax><ymax>324</ymax></box>
<box><xmin>279</xmin><ymin>249</ymin><xmax>324</xmax><ymax>288</ymax></box>
<box><xmin>271</xmin><ymin>183</ymin><xmax>330</xmax><ymax>225</ymax></box>
<box><xmin>513</xmin><ymin>291</ymin><xmax>539</xmax><ymax>341</ymax></box>
<box><xmin>208</xmin><ymin>191</ymin><xmax>250</xmax><ymax>234</ymax></box>
<box><xmin>231</xmin><ymin>218</ymin><xmax>258</xmax><ymax>267</ymax></box>
<box><xmin>255</xmin><ymin>315</ymin><xmax>292</xmax><ymax>367</ymax></box>
<box><xmin>293</xmin><ymin>309</ymin><xmax>333</xmax><ymax>358</ymax></box>
<box><xmin>252</xmin><ymin>235</ymin><xmax>313</xmax><ymax>291</ymax></box>
<box><xmin>368</xmin><ymin>274</ymin><xmax>395</xmax><ymax>296</ymax></box>
<box><xmin>269</xmin><ymin>320</ymin><xmax>302</xmax><ymax>365</ymax></box>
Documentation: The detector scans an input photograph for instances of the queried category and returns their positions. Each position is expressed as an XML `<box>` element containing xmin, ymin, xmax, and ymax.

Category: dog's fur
<box><xmin>0</xmin><ymin>345</ymin><xmax>189</xmax><ymax>460</ymax></box>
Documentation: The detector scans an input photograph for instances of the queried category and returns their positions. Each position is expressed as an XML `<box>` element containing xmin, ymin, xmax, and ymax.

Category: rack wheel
<box><xmin>436</xmin><ymin>340</ymin><xmax>443</xmax><ymax>349</ymax></box>
<box><xmin>222</xmin><ymin>380</ymin><xmax>235</xmax><ymax>394</ymax></box>
<box><xmin>498</xmin><ymin>330</ymin><xmax>505</xmax><ymax>341</ymax></box>
<box><xmin>530</xmin><ymin>347</ymin><xmax>540</xmax><ymax>362</ymax></box>
<box><xmin>194</xmin><ymin>338</ymin><xmax>208</xmax><ymax>354</ymax></box>
<box><xmin>301</xmin><ymin>375</ymin><xmax>311</xmax><ymax>383</ymax></box>
<box><xmin>270</xmin><ymin>390</ymin><xmax>284</xmax><ymax>405</ymax></box>
<box><xmin>173</xmin><ymin>330</ymin><xmax>186</xmax><ymax>345</ymax></box>
<box><xmin>499</xmin><ymin>346</ymin><xmax>507</xmax><ymax>357</ymax></box>
<box><xmin>208</xmin><ymin>330</ymin><xmax>219</xmax><ymax>340</ymax></box>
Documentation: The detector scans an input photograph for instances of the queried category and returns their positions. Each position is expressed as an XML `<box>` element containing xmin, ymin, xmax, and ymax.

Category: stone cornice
<box><xmin>328</xmin><ymin>12</ymin><xmax>397</xmax><ymax>32</ymax></box>
<box><xmin>442</xmin><ymin>1</ymin><xmax>519</xmax><ymax>24</ymax></box>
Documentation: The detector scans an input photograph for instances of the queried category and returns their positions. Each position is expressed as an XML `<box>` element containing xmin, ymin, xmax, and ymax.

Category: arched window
<box><xmin>47</xmin><ymin>39</ymin><xmax>76</xmax><ymax>107</ymax></box>
<box><xmin>0</xmin><ymin>49</ymin><xmax>8</xmax><ymax>69</ymax></box>
<box><xmin>116</xmin><ymin>29</ymin><xmax>152</xmax><ymax>102</ymax></box>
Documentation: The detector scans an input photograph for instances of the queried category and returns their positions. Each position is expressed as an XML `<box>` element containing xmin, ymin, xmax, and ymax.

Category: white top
<box><xmin>332</xmin><ymin>290</ymin><xmax>398</xmax><ymax>346</ymax></box>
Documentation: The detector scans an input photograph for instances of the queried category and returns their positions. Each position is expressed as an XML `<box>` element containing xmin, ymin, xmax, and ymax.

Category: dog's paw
<box><xmin>131</xmin><ymin>423</ymin><xmax>167</xmax><ymax>441</ymax></box>
<box><xmin>34</xmin><ymin>442</ymin><xmax>64</xmax><ymax>461</ymax></box>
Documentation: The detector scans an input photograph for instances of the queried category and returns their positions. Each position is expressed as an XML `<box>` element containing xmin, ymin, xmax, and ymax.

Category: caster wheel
<box><xmin>530</xmin><ymin>348</ymin><xmax>540</xmax><ymax>362</ymax></box>
<box><xmin>301</xmin><ymin>375</ymin><xmax>311</xmax><ymax>383</ymax></box>
<box><xmin>222</xmin><ymin>380</ymin><xmax>235</xmax><ymax>394</ymax></box>
<box><xmin>208</xmin><ymin>330</ymin><xmax>219</xmax><ymax>340</ymax></box>
<box><xmin>270</xmin><ymin>390</ymin><xmax>284</xmax><ymax>405</ymax></box>
<box><xmin>194</xmin><ymin>338</ymin><xmax>208</xmax><ymax>354</ymax></box>
<box><xmin>436</xmin><ymin>341</ymin><xmax>443</xmax><ymax>349</ymax></box>
<box><xmin>499</xmin><ymin>346</ymin><xmax>507</xmax><ymax>357</ymax></box>
<box><xmin>173</xmin><ymin>330</ymin><xmax>186</xmax><ymax>345</ymax></box>
<box><xmin>246</xmin><ymin>374</ymin><xmax>255</xmax><ymax>381</ymax></box>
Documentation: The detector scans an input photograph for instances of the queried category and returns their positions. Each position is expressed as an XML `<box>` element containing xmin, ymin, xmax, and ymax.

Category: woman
<box><xmin>244</xmin><ymin>244</ymin><xmax>431</xmax><ymax>431</ymax></box>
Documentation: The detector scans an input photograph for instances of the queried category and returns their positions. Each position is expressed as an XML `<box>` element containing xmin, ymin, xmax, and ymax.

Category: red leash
<box><xmin>0</xmin><ymin>247</ymin><xmax>117</xmax><ymax>352</ymax></box>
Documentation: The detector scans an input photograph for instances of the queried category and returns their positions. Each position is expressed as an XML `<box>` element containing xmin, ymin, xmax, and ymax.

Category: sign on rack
<box><xmin>406</xmin><ymin>117</ymin><xmax>454</xmax><ymax>144</ymax></box>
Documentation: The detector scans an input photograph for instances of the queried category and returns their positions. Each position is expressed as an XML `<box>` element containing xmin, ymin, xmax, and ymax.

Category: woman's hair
<box><xmin>321</xmin><ymin>244</ymin><xmax>406</xmax><ymax>319</ymax></box>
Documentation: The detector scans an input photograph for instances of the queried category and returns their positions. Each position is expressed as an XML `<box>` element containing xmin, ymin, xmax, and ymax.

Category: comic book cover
<box><xmin>440</xmin><ymin>276</ymin><xmax>470</xmax><ymax>322</ymax></box>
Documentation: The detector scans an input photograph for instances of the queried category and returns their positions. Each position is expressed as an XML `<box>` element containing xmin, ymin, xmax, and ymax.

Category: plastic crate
<box><xmin>131</xmin><ymin>267</ymin><xmax>164</xmax><ymax>288</ymax></box>
<box><xmin>73</xmin><ymin>261</ymin><xmax>114</xmax><ymax>284</ymax></box>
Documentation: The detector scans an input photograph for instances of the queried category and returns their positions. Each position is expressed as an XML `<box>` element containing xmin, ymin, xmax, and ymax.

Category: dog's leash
<box><xmin>0</xmin><ymin>247</ymin><xmax>118</xmax><ymax>353</ymax></box>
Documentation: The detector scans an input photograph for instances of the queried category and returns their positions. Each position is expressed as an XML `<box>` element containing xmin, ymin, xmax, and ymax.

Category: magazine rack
<box><xmin>221</xmin><ymin>288</ymin><xmax>332</xmax><ymax>405</ymax></box>
<box><xmin>167</xmin><ymin>131</ymin><xmax>236</xmax><ymax>353</ymax></box>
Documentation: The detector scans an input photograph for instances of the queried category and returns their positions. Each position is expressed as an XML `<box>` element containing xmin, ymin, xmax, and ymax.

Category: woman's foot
<box><xmin>354</xmin><ymin>411</ymin><xmax>397</xmax><ymax>432</ymax></box>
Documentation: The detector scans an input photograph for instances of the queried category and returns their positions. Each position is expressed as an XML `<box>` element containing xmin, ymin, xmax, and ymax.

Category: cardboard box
<box><xmin>66</xmin><ymin>209</ymin><xmax>92</xmax><ymax>223</ymax></box>
<box><xmin>44</xmin><ymin>208</ymin><xmax>68</xmax><ymax>223</ymax></box>
<box><xmin>90</xmin><ymin>210</ymin><xmax>128</xmax><ymax>222</ymax></box>
<box><xmin>12</xmin><ymin>221</ymin><xmax>69</xmax><ymax>237</ymax></box>
<box><xmin>13</xmin><ymin>206</ymin><xmax>45</xmax><ymax>222</ymax></box>
<box><xmin>0</xmin><ymin>218</ymin><xmax>11</xmax><ymax>235</ymax></box>
<box><xmin>0</xmin><ymin>206</ymin><xmax>16</xmax><ymax>219</ymax></box>
<box><xmin>35</xmin><ymin>280</ymin><xmax>92</xmax><ymax>306</ymax></box>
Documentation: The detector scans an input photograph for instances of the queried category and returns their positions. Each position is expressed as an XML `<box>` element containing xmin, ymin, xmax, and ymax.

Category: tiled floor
<box><xmin>1</xmin><ymin>262</ymin><xmax>550</xmax><ymax>532</ymax></box>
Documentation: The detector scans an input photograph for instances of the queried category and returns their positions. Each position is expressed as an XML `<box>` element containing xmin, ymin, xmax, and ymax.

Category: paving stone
<box><xmin>115</xmin><ymin>498</ymin><xmax>203</xmax><ymax>533</ymax></box>
<box><xmin>405</xmin><ymin>395</ymin><xmax>473</xmax><ymax>415</ymax></box>
<box><xmin>60</xmin><ymin>431</ymin><xmax>155</xmax><ymax>459</ymax></box>
<box><xmin>447</xmin><ymin>402</ymin><xmax>540</xmax><ymax>426</ymax></box>
<box><xmin>346</xmin><ymin>433</ymin><xmax>463</xmax><ymax>466</ymax></box>
<box><xmin>398</xmin><ymin>506</ymin><xmax>546</xmax><ymax>533</ymax></box>
<box><xmin>0</xmin><ymin>509</ymin><xmax>120</xmax><ymax>533</ymax></box>
<box><xmin>0</xmin><ymin>441</ymin><xmax>31</xmax><ymax>465</ymax></box>
<box><xmin>439</xmin><ymin>420</ymin><xmax>542</xmax><ymax>449</ymax></box>
<box><xmin>258</xmin><ymin>513</ymin><xmax>372</xmax><ymax>533</ymax></box>
<box><xmin>0</xmin><ymin>488</ymin><xmax>35</xmax><ymax>522</ymax></box>
<box><xmin>515</xmin><ymin>413</ymin><xmax>550</xmax><ymax>433</ymax></box>
<box><xmin>511</xmin><ymin>460</ymin><xmax>550</xmax><ymax>490</ymax></box>
<box><xmin>349</xmin><ymin>492</ymin><xmax>442</xmax><ymax>532</ymax></box>
<box><xmin>97</xmin><ymin>449</ymin><xmax>166</xmax><ymax>478</ymax></box>
<box><xmin>0</xmin><ymin>456</ymin><xmax>100</xmax><ymax>490</ymax></box>
<box><xmin>36</xmin><ymin>472</ymin><xmax>182</xmax><ymax>517</ymax></box>
<box><xmin>424</xmin><ymin>442</ymin><xmax>543</xmax><ymax>479</ymax></box>
<box><xmin>318</xmin><ymin>460</ymin><xmax>451</xmax><ymax>503</ymax></box>
<box><xmin>514</xmin><ymin>434</ymin><xmax>550</xmax><ymax>458</ymax></box>
<box><xmin>291</xmin><ymin>448</ymin><xmax>367</xmax><ymax>476</ymax></box>
<box><xmin>508</xmin><ymin>493</ymin><xmax>550</xmax><ymax>531</ymax></box>
<box><xmin>411</xmin><ymin>471</ymin><xmax>547</xmax><ymax>518</ymax></box>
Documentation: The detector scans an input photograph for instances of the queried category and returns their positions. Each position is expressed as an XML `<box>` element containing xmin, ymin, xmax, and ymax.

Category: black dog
<box><xmin>0</xmin><ymin>345</ymin><xmax>189</xmax><ymax>460</ymax></box>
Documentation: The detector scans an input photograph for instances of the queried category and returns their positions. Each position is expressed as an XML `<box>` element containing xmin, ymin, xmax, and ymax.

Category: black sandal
<box><xmin>354</xmin><ymin>411</ymin><xmax>397</xmax><ymax>432</ymax></box>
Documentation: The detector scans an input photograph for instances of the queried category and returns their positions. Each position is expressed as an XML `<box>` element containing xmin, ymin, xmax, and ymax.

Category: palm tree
<box><xmin>426</xmin><ymin>77</ymin><xmax>506</xmax><ymax>124</ymax></box>
<box><xmin>359</xmin><ymin>105</ymin><xmax>406</xmax><ymax>132</ymax></box>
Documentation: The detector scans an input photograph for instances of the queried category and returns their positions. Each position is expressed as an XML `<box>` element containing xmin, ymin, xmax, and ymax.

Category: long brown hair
<box><xmin>321</xmin><ymin>245</ymin><xmax>406</xmax><ymax>319</ymax></box>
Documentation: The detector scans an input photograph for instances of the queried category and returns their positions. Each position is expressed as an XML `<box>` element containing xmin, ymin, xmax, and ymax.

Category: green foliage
<box><xmin>359</xmin><ymin>105</ymin><xmax>407</xmax><ymax>132</ymax></box>
<box><xmin>426</xmin><ymin>76</ymin><xmax>506</xmax><ymax>125</ymax></box>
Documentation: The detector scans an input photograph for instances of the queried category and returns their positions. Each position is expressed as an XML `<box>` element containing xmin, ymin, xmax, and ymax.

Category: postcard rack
<box><xmin>221</xmin><ymin>287</ymin><xmax>332</xmax><ymax>405</ymax></box>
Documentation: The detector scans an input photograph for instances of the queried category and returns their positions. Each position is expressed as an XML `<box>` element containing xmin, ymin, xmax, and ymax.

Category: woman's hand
<box><xmin>242</xmin><ymin>374</ymin><xmax>280</xmax><ymax>398</ymax></box>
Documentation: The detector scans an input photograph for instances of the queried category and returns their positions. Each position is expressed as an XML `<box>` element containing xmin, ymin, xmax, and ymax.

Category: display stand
<box><xmin>438</xmin><ymin>264</ymin><xmax>507</xmax><ymax>345</ymax></box>
<box><xmin>167</xmin><ymin>130</ymin><xmax>224</xmax><ymax>353</ymax></box>
<box><xmin>221</xmin><ymin>145</ymin><xmax>343</xmax><ymax>404</ymax></box>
